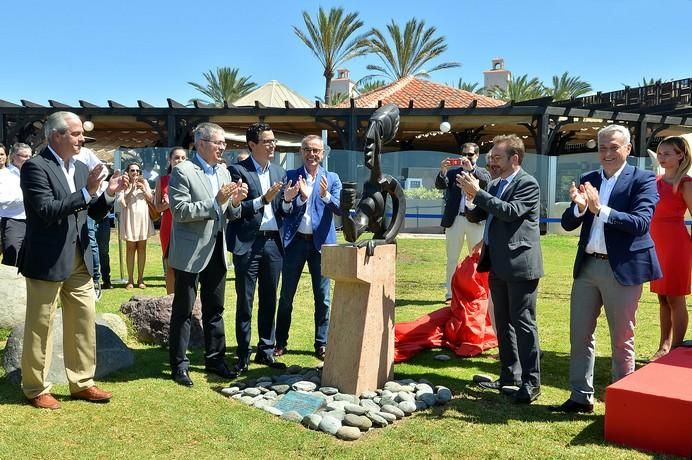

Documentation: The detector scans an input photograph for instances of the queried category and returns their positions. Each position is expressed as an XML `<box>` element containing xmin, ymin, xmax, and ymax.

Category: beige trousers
<box><xmin>21</xmin><ymin>250</ymin><xmax>96</xmax><ymax>399</ymax></box>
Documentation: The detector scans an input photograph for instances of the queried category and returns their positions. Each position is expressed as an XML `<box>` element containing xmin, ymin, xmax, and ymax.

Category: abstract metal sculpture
<box><xmin>340</xmin><ymin>103</ymin><xmax>406</xmax><ymax>255</ymax></box>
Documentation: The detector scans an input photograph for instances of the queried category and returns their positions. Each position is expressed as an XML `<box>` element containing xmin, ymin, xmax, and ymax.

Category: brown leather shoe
<box><xmin>71</xmin><ymin>386</ymin><xmax>112</xmax><ymax>403</ymax></box>
<box><xmin>273</xmin><ymin>346</ymin><xmax>287</xmax><ymax>357</ymax></box>
<box><xmin>29</xmin><ymin>393</ymin><xmax>61</xmax><ymax>410</ymax></box>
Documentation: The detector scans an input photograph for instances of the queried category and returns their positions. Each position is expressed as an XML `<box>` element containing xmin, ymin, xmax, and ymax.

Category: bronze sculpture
<box><xmin>340</xmin><ymin>104</ymin><xmax>406</xmax><ymax>255</ymax></box>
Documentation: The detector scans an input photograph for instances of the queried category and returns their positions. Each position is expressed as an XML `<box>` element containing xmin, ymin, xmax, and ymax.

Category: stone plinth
<box><xmin>320</xmin><ymin>244</ymin><xmax>396</xmax><ymax>394</ymax></box>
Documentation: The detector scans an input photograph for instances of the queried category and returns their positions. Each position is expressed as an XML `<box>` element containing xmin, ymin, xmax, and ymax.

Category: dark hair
<box><xmin>492</xmin><ymin>134</ymin><xmax>525</xmax><ymax>165</ymax></box>
<box><xmin>246</xmin><ymin>122</ymin><xmax>272</xmax><ymax>149</ymax></box>
<box><xmin>0</xmin><ymin>143</ymin><xmax>6</xmax><ymax>152</ymax></box>
<box><xmin>125</xmin><ymin>161</ymin><xmax>142</xmax><ymax>172</ymax></box>
<box><xmin>461</xmin><ymin>142</ymin><xmax>479</xmax><ymax>155</ymax></box>
<box><xmin>167</xmin><ymin>146</ymin><xmax>185</xmax><ymax>174</ymax></box>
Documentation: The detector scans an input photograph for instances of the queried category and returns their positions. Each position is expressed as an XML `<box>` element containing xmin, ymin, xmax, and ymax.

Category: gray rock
<box><xmin>360</xmin><ymin>399</ymin><xmax>380</xmax><ymax>413</ymax></box>
<box><xmin>344</xmin><ymin>403</ymin><xmax>367</xmax><ymax>415</ymax></box>
<box><xmin>253</xmin><ymin>399</ymin><xmax>271</xmax><ymax>409</ymax></box>
<box><xmin>270</xmin><ymin>384</ymin><xmax>290</xmax><ymax>395</ymax></box>
<box><xmin>281</xmin><ymin>411</ymin><xmax>304</xmax><ymax>423</ymax></box>
<box><xmin>302</xmin><ymin>414</ymin><xmax>322</xmax><ymax>430</ymax></box>
<box><xmin>308</xmin><ymin>375</ymin><xmax>321</xmax><ymax>385</ymax></box>
<box><xmin>343</xmin><ymin>414</ymin><xmax>372</xmax><ymax>431</ymax></box>
<box><xmin>96</xmin><ymin>313</ymin><xmax>128</xmax><ymax>342</ymax></box>
<box><xmin>326</xmin><ymin>401</ymin><xmax>348</xmax><ymax>411</ymax></box>
<box><xmin>334</xmin><ymin>393</ymin><xmax>359</xmax><ymax>404</ymax></box>
<box><xmin>381</xmin><ymin>404</ymin><xmax>405</xmax><ymax>419</ymax></box>
<box><xmin>256</xmin><ymin>375</ymin><xmax>273</xmax><ymax>383</ymax></box>
<box><xmin>383</xmin><ymin>381</ymin><xmax>402</xmax><ymax>392</ymax></box>
<box><xmin>263</xmin><ymin>391</ymin><xmax>277</xmax><ymax>400</ymax></box>
<box><xmin>325</xmin><ymin>409</ymin><xmax>346</xmax><ymax>421</ymax></box>
<box><xmin>379</xmin><ymin>397</ymin><xmax>397</xmax><ymax>407</ymax></box>
<box><xmin>398</xmin><ymin>378</ymin><xmax>416</xmax><ymax>385</ymax></box>
<box><xmin>264</xmin><ymin>405</ymin><xmax>283</xmax><ymax>416</ymax></box>
<box><xmin>240</xmin><ymin>396</ymin><xmax>255</xmax><ymax>405</ymax></box>
<box><xmin>286</xmin><ymin>365</ymin><xmax>302</xmax><ymax>374</ymax></box>
<box><xmin>434</xmin><ymin>354</ymin><xmax>451</xmax><ymax>361</ymax></box>
<box><xmin>336</xmin><ymin>426</ymin><xmax>362</xmax><ymax>441</ymax></box>
<box><xmin>472</xmin><ymin>373</ymin><xmax>494</xmax><ymax>384</ymax></box>
<box><xmin>231</xmin><ymin>393</ymin><xmax>243</xmax><ymax>400</ymax></box>
<box><xmin>396</xmin><ymin>391</ymin><xmax>415</xmax><ymax>403</ymax></box>
<box><xmin>319</xmin><ymin>386</ymin><xmax>338</xmax><ymax>396</ymax></box>
<box><xmin>398</xmin><ymin>400</ymin><xmax>417</xmax><ymax>415</ymax></box>
<box><xmin>417</xmin><ymin>393</ymin><xmax>437</xmax><ymax>407</ymax></box>
<box><xmin>380</xmin><ymin>389</ymin><xmax>395</xmax><ymax>399</ymax></box>
<box><xmin>0</xmin><ymin>264</ymin><xmax>26</xmax><ymax>329</ymax></box>
<box><xmin>2</xmin><ymin>311</ymin><xmax>134</xmax><ymax>386</ymax></box>
<box><xmin>373</xmin><ymin>396</ymin><xmax>381</xmax><ymax>404</ymax></box>
<box><xmin>318</xmin><ymin>415</ymin><xmax>341</xmax><ymax>435</ymax></box>
<box><xmin>220</xmin><ymin>386</ymin><xmax>241</xmax><ymax>396</ymax></box>
<box><xmin>415</xmin><ymin>383</ymin><xmax>434</xmax><ymax>395</ymax></box>
<box><xmin>366</xmin><ymin>412</ymin><xmax>388</xmax><ymax>427</ymax></box>
<box><xmin>120</xmin><ymin>294</ymin><xmax>204</xmax><ymax>347</ymax></box>
<box><xmin>291</xmin><ymin>380</ymin><xmax>317</xmax><ymax>392</ymax></box>
<box><xmin>398</xmin><ymin>384</ymin><xmax>415</xmax><ymax>393</ymax></box>
<box><xmin>360</xmin><ymin>390</ymin><xmax>377</xmax><ymax>399</ymax></box>
<box><xmin>377</xmin><ymin>411</ymin><xmax>397</xmax><ymax>423</ymax></box>
<box><xmin>242</xmin><ymin>387</ymin><xmax>262</xmax><ymax>397</ymax></box>
<box><xmin>415</xmin><ymin>400</ymin><xmax>428</xmax><ymax>411</ymax></box>
<box><xmin>436</xmin><ymin>386</ymin><xmax>453</xmax><ymax>404</ymax></box>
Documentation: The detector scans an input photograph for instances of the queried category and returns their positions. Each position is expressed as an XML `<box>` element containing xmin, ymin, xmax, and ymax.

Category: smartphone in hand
<box><xmin>447</xmin><ymin>157</ymin><xmax>462</xmax><ymax>166</ymax></box>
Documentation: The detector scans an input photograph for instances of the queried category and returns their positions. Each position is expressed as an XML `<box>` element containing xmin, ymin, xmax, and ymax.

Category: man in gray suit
<box><xmin>459</xmin><ymin>134</ymin><xmax>544</xmax><ymax>404</ymax></box>
<box><xmin>167</xmin><ymin>122</ymin><xmax>247</xmax><ymax>386</ymax></box>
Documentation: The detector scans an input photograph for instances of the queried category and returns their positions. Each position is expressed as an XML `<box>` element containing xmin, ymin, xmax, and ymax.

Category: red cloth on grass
<box><xmin>394</xmin><ymin>250</ymin><xmax>497</xmax><ymax>362</ymax></box>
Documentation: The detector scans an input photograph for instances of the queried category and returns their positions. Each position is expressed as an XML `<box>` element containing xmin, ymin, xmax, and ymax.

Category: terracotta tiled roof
<box><xmin>337</xmin><ymin>76</ymin><xmax>505</xmax><ymax>108</ymax></box>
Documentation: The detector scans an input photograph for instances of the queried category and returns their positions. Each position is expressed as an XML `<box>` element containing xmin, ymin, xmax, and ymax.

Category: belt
<box><xmin>258</xmin><ymin>230</ymin><xmax>279</xmax><ymax>238</ymax></box>
<box><xmin>586</xmin><ymin>252</ymin><xmax>608</xmax><ymax>260</ymax></box>
<box><xmin>295</xmin><ymin>232</ymin><xmax>313</xmax><ymax>241</ymax></box>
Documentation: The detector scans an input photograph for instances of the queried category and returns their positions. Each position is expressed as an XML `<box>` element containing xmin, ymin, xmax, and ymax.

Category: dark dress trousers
<box><xmin>226</xmin><ymin>157</ymin><xmax>286</xmax><ymax>363</ymax></box>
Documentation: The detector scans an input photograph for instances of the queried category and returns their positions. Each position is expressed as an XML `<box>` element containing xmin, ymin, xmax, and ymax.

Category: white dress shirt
<box><xmin>251</xmin><ymin>157</ymin><xmax>278</xmax><ymax>231</ymax></box>
<box><xmin>0</xmin><ymin>166</ymin><xmax>25</xmax><ymax>219</ymax></box>
<box><xmin>48</xmin><ymin>146</ymin><xmax>91</xmax><ymax>203</ymax></box>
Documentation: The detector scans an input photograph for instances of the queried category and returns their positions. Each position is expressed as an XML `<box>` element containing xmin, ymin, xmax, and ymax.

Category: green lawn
<box><xmin>0</xmin><ymin>233</ymin><xmax>678</xmax><ymax>459</ymax></box>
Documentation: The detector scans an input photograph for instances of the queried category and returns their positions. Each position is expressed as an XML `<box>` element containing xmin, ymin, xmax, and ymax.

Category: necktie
<box><xmin>483</xmin><ymin>179</ymin><xmax>508</xmax><ymax>244</ymax></box>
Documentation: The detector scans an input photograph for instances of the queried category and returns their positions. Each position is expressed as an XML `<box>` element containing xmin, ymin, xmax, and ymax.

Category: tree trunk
<box><xmin>324</xmin><ymin>76</ymin><xmax>332</xmax><ymax>105</ymax></box>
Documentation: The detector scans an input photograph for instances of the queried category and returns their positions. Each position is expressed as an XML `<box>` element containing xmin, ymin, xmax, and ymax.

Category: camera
<box><xmin>447</xmin><ymin>158</ymin><xmax>462</xmax><ymax>166</ymax></box>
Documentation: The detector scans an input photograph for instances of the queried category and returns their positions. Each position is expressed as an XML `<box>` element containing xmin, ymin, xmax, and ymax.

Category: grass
<box><xmin>0</xmin><ymin>233</ymin><xmax>681</xmax><ymax>459</ymax></box>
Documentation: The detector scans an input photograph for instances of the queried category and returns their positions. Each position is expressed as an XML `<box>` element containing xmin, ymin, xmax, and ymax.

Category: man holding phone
<box><xmin>435</xmin><ymin>142</ymin><xmax>491</xmax><ymax>302</ymax></box>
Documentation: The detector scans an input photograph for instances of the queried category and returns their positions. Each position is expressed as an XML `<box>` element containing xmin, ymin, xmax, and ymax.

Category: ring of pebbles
<box><xmin>219</xmin><ymin>365</ymin><xmax>453</xmax><ymax>441</ymax></box>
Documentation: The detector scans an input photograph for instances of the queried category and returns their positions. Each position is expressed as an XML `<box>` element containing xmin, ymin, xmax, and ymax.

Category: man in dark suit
<box><xmin>227</xmin><ymin>122</ymin><xmax>287</xmax><ymax>373</ymax></box>
<box><xmin>459</xmin><ymin>134</ymin><xmax>544</xmax><ymax>404</ymax></box>
<box><xmin>167</xmin><ymin>122</ymin><xmax>247</xmax><ymax>386</ymax></box>
<box><xmin>274</xmin><ymin>135</ymin><xmax>342</xmax><ymax>360</ymax></box>
<box><xmin>436</xmin><ymin>142</ymin><xmax>491</xmax><ymax>302</ymax></box>
<box><xmin>19</xmin><ymin>111</ymin><xmax>129</xmax><ymax>410</ymax></box>
<box><xmin>550</xmin><ymin>124</ymin><xmax>661</xmax><ymax>414</ymax></box>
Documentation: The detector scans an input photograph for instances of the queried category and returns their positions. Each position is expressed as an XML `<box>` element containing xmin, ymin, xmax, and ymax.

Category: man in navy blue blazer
<box><xmin>274</xmin><ymin>135</ymin><xmax>342</xmax><ymax>360</ymax></box>
<box><xmin>226</xmin><ymin>122</ymin><xmax>287</xmax><ymax>373</ymax></box>
<box><xmin>551</xmin><ymin>124</ymin><xmax>662</xmax><ymax>414</ymax></box>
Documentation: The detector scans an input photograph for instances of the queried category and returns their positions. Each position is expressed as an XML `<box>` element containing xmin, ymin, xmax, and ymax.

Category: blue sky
<box><xmin>1</xmin><ymin>0</ymin><xmax>690</xmax><ymax>107</ymax></box>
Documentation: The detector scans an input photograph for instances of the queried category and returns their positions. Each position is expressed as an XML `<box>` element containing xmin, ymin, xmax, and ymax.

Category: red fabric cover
<box><xmin>394</xmin><ymin>250</ymin><xmax>497</xmax><ymax>362</ymax></box>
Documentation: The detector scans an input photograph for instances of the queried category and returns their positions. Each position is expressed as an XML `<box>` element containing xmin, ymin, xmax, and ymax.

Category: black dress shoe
<box><xmin>512</xmin><ymin>384</ymin><xmax>541</xmax><ymax>404</ymax></box>
<box><xmin>172</xmin><ymin>369</ymin><xmax>193</xmax><ymax>387</ymax></box>
<box><xmin>204</xmin><ymin>362</ymin><xmax>237</xmax><ymax>379</ymax></box>
<box><xmin>315</xmin><ymin>346</ymin><xmax>326</xmax><ymax>360</ymax></box>
<box><xmin>254</xmin><ymin>353</ymin><xmax>287</xmax><ymax>369</ymax></box>
<box><xmin>273</xmin><ymin>346</ymin><xmax>287</xmax><ymax>357</ymax></box>
<box><xmin>548</xmin><ymin>399</ymin><xmax>594</xmax><ymax>414</ymax></box>
<box><xmin>233</xmin><ymin>360</ymin><xmax>249</xmax><ymax>375</ymax></box>
<box><xmin>477</xmin><ymin>379</ymin><xmax>521</xmax><ymax>392</ymax></box>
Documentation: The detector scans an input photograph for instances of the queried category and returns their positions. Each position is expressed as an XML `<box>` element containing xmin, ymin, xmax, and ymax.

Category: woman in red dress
<box><xmin>649</xmin><ymin>135</ymin><xmax>692</xmax><ymax>360</ymax></box>
<box><xmin>154</xmin><ymin>147</ymin><xmax>187</xmax><ymax>294</ymax></box>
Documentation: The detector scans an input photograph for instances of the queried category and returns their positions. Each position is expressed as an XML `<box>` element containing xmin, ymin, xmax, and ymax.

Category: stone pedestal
<box><xmin>321</xmin><ymin>244</ymin><xmax>396</xmax><ymax>395</ymax></box>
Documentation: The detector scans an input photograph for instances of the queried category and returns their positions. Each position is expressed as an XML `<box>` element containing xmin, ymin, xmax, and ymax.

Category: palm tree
<box><xmin>293</xmin><ymin>7</ymin><xmax>371</xmax><ymax>105</ymax></box>
<box><xmin>486</xmin><ymin>74</ymin><xmax>545</xmax><ymax>102</ymax></box>
<box><xmin>357</xmin><ymin>79</ymin><xmax>387</xmax><ymax>94</ymax></box>
<box><xmin>187</xmin><ymin>67</ymin><xmax>256</xmax><ymax>106</ymax></box>
<box><xmin>365</xmin><ymin>18</ymin><xmax>460</xmax><ymax>82</ymax></box>
<box><xmin>453</xmin><ymin>78</ymin><xmax>484</xmax><ymax>94</ymax></box>
<box><xmin>545</xmin><ymin>72</ymin><xmax>592</xmax><ymax>101</ymax></box>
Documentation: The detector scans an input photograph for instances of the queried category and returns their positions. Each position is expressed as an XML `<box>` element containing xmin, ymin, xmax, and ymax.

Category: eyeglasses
<box><xmin>301</xmin><ymin>148</ymin><xmax>323</xmax><ymax>154</ymax></box>
<box><xmin>202</xmin><ymin>138</ymin><xmax>227</xmax><ymax>148</ymax></box>
<box><xmin>260</xmin><ymin>139</ymin><xmax>278</xmax><ymax>146</ymax></box>
<box><xmin>129</xmin><ymin>169</ymin><xmax>140</xmax><ymax>174</ymax></box>
<box><xmin>461</xmin><ymin>153</ymin><xmax>477</xmax><ymax>158</ymax></box>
